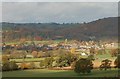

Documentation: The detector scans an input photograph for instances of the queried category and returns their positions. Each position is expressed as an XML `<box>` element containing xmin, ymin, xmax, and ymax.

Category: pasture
<box><xmin>10</xmin><ymin>58</ymin><xmax>45</xmax><ymax>63</ymax></box>
<box><xmin>4</xmin><ymin>40</ymin><xmax>64</xmax><ymax>45</ymax></box>
<box><xmin>2</xmin><ymin>68</ymin><xmax>119</xmax><ymax>77</ymax></box>
<box><xmin>10</xmin><ymin>53</ymin><xmax>117</xmax><ymax>63</ymax></box>
<box><xmin>9</xmin><ymin>53</ymin><xmax>117</xmax><ymax>68</ymax></box>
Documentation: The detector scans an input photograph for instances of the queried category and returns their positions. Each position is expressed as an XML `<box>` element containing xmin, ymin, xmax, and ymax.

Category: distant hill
<box><xmin>2</xmin><ymin>17</ymin><xmax>118</xmax><ymax>42</ymax></box>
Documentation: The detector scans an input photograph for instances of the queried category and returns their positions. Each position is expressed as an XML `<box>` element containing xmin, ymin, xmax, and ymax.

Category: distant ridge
<box><xmin>2</xmin><ymin>17</ymin><xmax>118</xmax><ymax>42</ymax></box>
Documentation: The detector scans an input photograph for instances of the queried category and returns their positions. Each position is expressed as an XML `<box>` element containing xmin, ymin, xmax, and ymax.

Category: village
<box><xmin>2</xmin><ymin>39</ymin><xmax>118</xmax><ymax>58</ymax></box>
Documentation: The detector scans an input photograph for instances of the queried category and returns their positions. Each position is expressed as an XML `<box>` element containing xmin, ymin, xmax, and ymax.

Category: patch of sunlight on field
<box><xmin>10</xmin><ymin>58</ymin><xmax>45</xmax><ymax>63</ymax></box>
<box><xmin>95</xmin><ymin>53</ymin><xmax>116</xmax><ymax>61</ymax></box>
<box><xmin>10</xmin><ymin>57</ymin><xmax>58</xmax><ymax>63</ymax></box>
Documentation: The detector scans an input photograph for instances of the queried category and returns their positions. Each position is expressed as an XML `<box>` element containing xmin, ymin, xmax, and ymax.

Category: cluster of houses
<box><xmin>2</xmin><ymin>40</ymin><xmax>118</xmax><ymax>58</ymax></box>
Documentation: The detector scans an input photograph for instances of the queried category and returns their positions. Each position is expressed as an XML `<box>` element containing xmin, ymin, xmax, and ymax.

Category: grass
<box><xmin>95</xmin><ymin>53</ymin><xmax>116</xmax><ymax>61</ymax></box>
<box><xmin>2</xmin><ymin>68</ymin><xmax>119</xmax><ymax>77</ymax></box>
<box><xmin>10</xmin><ymin>57</ymin><xmax>58</xmax><ymax>63</ymax></box>
<box><xmin>10</xmin><ymin>58</ymin><xmax>45</xmax><ymax>63</ymax></box>
<box><xmin>4</xmin><ymin>40</ymin><xmax>64</xmax><ymax>45</ymax></box>
<box><xmin>10</xmin><ymin>53</ymin><xmax>116</xmax><ymax>63</ymax></box>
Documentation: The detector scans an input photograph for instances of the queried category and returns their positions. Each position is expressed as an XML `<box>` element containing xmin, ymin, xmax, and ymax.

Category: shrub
<box><xmin>29</xmin><ymin>62</ymin><xmax>36</xmax><ymax>69</ymax></box>
<box><xmin>90</xmin><ymin>47</ymin><xmax>95</xmax><ymax>54</ymax></box>
<box><xmin>114</xmin><ymin>55</ymin><xmax>120</xmax><ymax>68</ymax></box>
<box><xmin>52</xmin><ymin>61</ymin><xmax>58</xmax><ymax>67</ymax></box>
<box><xmin>44</xmin><ymin>57</ymin><xmax>54</xmax><ymax>68</ymax></box>
<box><xmin>57</xmin><ymin>53</ymin><xmax>78</xmax><ymax>67</ymax></box>
<box><xmin>2</xmin><ymin>55</ymin><xmax>18</xmax><ymax>71</ymax></box>
<box><xmin>57</xmin><ymin>59</ymin><xmax>69</xmax><ymax>67</ymax></box>
<box><xmin>39</xmin><ymin>57</ymin><xmax>54</xmax><ymax>68</ymax></box>
<box><xmin>32</xmin><ymin>51</ymin><xmax>38</xmax><ymax>58</ymax></box>
<box><xmin>74</xmin><ymin>58</ymin><xmax>93</xmax><ymax>74</ymax></box>
<box><xmin>71</xmin><ymin>61</ymin><xmax>76</xmax><ymax>69</ymax></box>
<box><xmin>9</xmin><ymin>61</ymin><xmax>18</xmax><ymax>71</ymax></box>
<box><xmin>99</xmin><ymin>59</ymin><xmax>112</xmax><ymax>70</ymax></box>
<box><xmin>39</xmin><ymin>60</ymin><xmax>45</xmax><ymax>68</ymax></box>
<box><xmin>110</xmin><ymin>49</ymin><xmax>118</xmax><ymax>57</ymax></box>
<box><xmin>2</xmin><ymin>61</ymin><xmax>10</xmax><ymax>71</ymax></box>
<box><xmin>0</xmin><ymin>64</ymin><xmax>2</xmax><ymax>71</ymax></box>
<box><xmin>97</xmin><ymin>49</ymin><xmax>106</xmax><ymax>55</ymax></box>
<box><xmin>37</xmin><ymin>52</ymin><xmax>42</xmax><ymax>58</ymax></box>
<box><xmin>2</xmin><ymin>55</ymin><xmax>9</xmax><ymax>63</ymax></box>
<box><xmin>10</xmin><ymin>51</ymin><xmax>26</xmax><ymax>59</ymax></box>
<box><xmin>20</xmin><ymin>62</ymin><xmax>30</xmax><ymax>69</ymax></box>
<box><xmin>2</xmin><ymin>61</ymin><xmax>18</xmax><ymax>71</ymax></box>
<box><xmin>88</xmin><ymin>54</ymin><xmax>95</xmax><ymax>60</ymax></box>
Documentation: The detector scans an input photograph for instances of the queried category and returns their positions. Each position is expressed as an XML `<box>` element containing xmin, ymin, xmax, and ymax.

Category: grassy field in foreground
<box><xmin>2</xmin><ymin>68</ymin><xmax>119</xmax><ymax>77</ymax></box>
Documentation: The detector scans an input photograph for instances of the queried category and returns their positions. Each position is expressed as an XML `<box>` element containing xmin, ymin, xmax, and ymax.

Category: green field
<box><xmin>2</xmin><ymin>68</ymin><xmax>119</xmax><ymax>77</ymax></box>
<box><xmin>4</xmin><ymin>40</ymin><xmax>64</xmax><ymax>45</ymax></box>
<box><xmin>95</xmin><ymin>53</ymin><xmax>116</xmax><ymax>61</ymax></box>
<box><xmin>10</xmin><ymin>53</ymin><xmax>116</xmax><ymax>63</ymax></box>
<box><xmin>10</xmin><ymin>58</ymin><xmax>45</xmax><ymax>63</ymax></box>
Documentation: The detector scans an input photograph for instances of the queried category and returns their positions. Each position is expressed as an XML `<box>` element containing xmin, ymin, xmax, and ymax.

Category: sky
<box><xmin>2</xmin><ymin>2</ymin><xmax>118</xmax><ymax>23</ymax></box>
<box><xmin>1</xmin><ymin>0</ymin><xmax>120</xmax><ymax>2</ymax></box>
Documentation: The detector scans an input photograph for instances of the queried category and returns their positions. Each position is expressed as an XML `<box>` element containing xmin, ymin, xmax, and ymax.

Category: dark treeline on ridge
<box><xmin>2</xmin><ymin>17</ymin><xmax>118</xmax><ymax>42</ymax></box>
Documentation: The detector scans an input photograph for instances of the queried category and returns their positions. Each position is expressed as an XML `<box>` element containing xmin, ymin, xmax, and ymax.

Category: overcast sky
<box><xmin>2</xmin><ymin>2</ymin><xmax>118</xmax><ymax>23</ymax></box>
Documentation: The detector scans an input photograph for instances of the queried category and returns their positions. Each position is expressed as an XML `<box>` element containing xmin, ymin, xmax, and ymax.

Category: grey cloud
<box><xmin>2</xmin><ymin>2</ymin><xmax>118</xmax><ymax>23</ymax></box>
